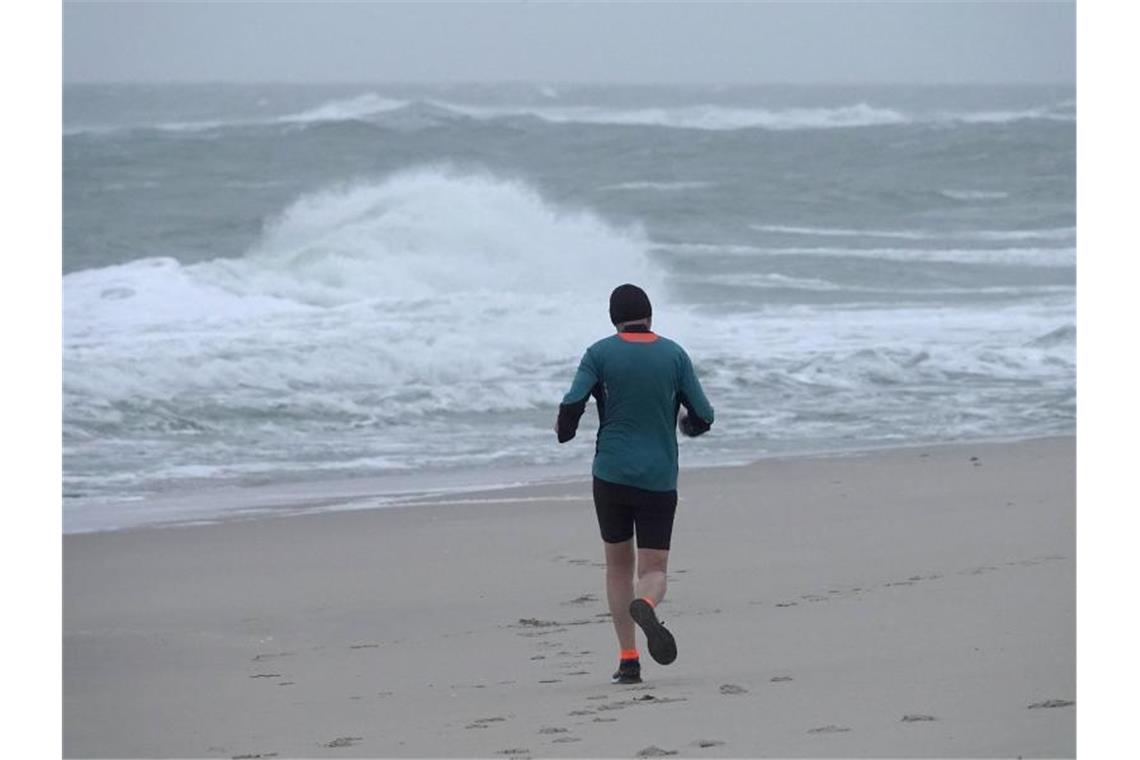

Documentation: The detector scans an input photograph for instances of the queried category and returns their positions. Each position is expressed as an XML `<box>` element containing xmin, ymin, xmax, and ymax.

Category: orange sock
<box><xmin>639</xmin><ymin>596</ymin><xmax>656</xmax><ymax>608</ymax></box>
<box><xmin>620</xmin><ymin>648</ymin><xmax>639</xmax><ymax>661</ymax></box>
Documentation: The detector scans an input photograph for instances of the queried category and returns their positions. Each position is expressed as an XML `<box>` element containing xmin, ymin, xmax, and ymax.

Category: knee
<box><xmin>605</xmin><ymin>541</ymin><xmax>635</xmax><ymax>575</ymax></box>
<box><xmin>637</xmin><ymin>549</ymin><xmax>669</xmax><ymax>578</ymax></box>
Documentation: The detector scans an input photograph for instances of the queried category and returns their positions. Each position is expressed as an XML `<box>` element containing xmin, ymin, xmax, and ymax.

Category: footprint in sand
<box><xmin>1028</xmin><ymin>699</ymin><xmax>1074</xmax><ymax>709</ymax></box>
<box><xmin>636</xmin><ymin>746</ymin><xmax>679</xmax><ymax>757</ymax></box>
<box><xmin>232</xmin><ymin>754</ymin><xmax>277</xmax><ymax>759</ymax></box>
<box><xmin>552</xmin><ymin>737</ymin><xmax>581</xmax><ymax>743</ymax></box>
<box><xmin>538</xmin><ymin>727</ymin><xmax>569</xmax><ymax>735</ymax></box>
<box><xmin>807</xmin><ymin>725</ymin><xmax>850</xmax><ymax>734</ymax></box>
<box><xmin>248</xmin><ymin>674</ymin><xmax>282</xmax><ymax>679</ymax></box>
<box><xmin>692</xmin><ymin>739</ymin><xmax>726</xmax><ymax>748</ymax></box>
<box><xmin>565</xmin><ymin>594</ymin><xmax>597</xmax><ymax>605</ymax></box>
<box><xmin>322</xmin><ymin>737</ymin><xmax>362</xmax><ymax>748</ymax></box>
<box><xmin>467</xmin><ymin>717</ymin><xmax>508</xmax><ymax>729</ymax></box>
<box><xmin>719</xmin><ymin>684</ymin><xmax>748</xmax><ymax>695</ymax></box>
<box><xmin>596</xmin><ymin>701</ymin><xmax>630</xmax><ymax>712</ymax></box>
<box><xmin>901</xmin><ymin>714</ymin><xmax>938</xmax><ymax>722</ymax></box>
<box><xmin>496</xmin><ymin>749</ymin><xmax>530</xmax><ymax>756</ymax></box>
<box><xmin>770</xmin><ymin>676</ymin><xmax>793</xmax><ymax>683</ymax></box>
<box><xmin>593</xmin><ymin>717</ymin><xmax>618</xmax><ymax>723</ymax></box>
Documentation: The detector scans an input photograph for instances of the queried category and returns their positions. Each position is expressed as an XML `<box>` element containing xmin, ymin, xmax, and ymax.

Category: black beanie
<box><xmin>609</xmin><ymin>284</ymin><xmax>652</xmax><ymax>325</ymax></box>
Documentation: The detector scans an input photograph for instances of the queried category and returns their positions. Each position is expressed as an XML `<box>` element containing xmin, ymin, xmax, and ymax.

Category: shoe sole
<box><xmin>611</xmin><ymin>674</ymin><xmax>643</xmax><ymax>685</ymax></box>
<box><xmin>629</xmin><ymin>599</ymin><xmax>677</xmax><ymax>665</ymax></box>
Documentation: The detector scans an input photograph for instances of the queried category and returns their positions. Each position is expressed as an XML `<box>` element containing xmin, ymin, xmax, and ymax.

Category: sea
<box><xmin>63</xmin><ymin>83</ymin><xmax>1076</xmax><ymax>532</ymax></box>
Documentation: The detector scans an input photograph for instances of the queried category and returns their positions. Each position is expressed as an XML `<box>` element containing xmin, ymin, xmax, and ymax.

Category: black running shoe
<box><xmin>629</xmin><ymin>598</ymin><xmax>677</xmax><ymax>665</ymax></box>
<box><xmin>611</xmin><ymin>658</ymin><xmax>642</xmax><ymax>684</ymax></box>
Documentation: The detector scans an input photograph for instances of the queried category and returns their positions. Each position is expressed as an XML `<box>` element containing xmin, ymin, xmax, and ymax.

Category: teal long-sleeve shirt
<box><xmin>556</xmin><ymin>327</ymin><xmax>714</xmax><ymax>492</ymax></box>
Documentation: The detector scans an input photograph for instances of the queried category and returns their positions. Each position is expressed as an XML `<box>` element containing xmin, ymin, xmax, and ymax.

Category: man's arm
<box><xmin>556</xmin><ymin>349</ymin><xmax>600</xmax><ymax>443</ymax></box>
<box><xmin>678</xmin><ymin>349</ymin><xmax>714</xmax><ymax>437</ymax></box>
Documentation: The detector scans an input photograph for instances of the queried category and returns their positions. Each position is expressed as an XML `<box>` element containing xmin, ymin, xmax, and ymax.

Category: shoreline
<box><xmin>64</xmin><ymin>435</ymin><xmax>1074</xmax><ymax>758</ymax></box>
<box><xmin>64</xmin><ymin>431</ymin><xmax>1073</xmax><ymax>536</ymax></box>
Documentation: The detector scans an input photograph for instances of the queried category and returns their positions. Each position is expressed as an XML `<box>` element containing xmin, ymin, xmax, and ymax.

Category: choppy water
<box><xmin>63</xmin><ymin>83</ymin><xmax>1075</xmax><ymax>531</ymax></box>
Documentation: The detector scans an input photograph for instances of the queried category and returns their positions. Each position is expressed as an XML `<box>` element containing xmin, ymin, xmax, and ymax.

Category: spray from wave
<box><xmin>65</xmin><ymin>169</ymin><xmax>660</xmax><ymax>429</ymax></box>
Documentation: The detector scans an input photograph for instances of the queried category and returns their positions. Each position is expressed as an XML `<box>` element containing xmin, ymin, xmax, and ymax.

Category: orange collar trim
<box><xmin>618</xmin><ymin>331</ymin><xmax>659</xmax><ymax>343</ymax></box>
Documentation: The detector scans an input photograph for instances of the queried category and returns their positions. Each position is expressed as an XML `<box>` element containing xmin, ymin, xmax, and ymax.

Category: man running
<box><xmin>555</xmin><ymin>283</ymin><xmax>714</xmax><ymax>684</ymax></box>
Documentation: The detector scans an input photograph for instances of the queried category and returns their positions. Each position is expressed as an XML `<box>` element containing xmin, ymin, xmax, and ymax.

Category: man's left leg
<box><xmin>628</xmin><ymin>500</ymin><xmax>678</xmax><ymax>666</ymax></box>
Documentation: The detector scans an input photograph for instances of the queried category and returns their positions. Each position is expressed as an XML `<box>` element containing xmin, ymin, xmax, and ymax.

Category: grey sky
<box><xmin>63</xmin><ymin>1</ymin><xmax>1075</xmax><ymax>85</ymax></box>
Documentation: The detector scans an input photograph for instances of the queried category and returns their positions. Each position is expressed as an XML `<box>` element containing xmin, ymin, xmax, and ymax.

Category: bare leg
<box><xmin>604</xmin><ymin>540</ymin><xmax>636</xmax><ymax>652</ymax></box>
<box><xmin>635</xmin><ymin>548</ymin><xmax>669</xmax><ymax>605</ymax></box>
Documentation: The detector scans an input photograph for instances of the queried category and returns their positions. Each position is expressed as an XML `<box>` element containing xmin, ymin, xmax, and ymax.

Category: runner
<box><xmin>555</xmin><ymin>283</ymin><xmax>714</xmax><ymax>684</ymax></box>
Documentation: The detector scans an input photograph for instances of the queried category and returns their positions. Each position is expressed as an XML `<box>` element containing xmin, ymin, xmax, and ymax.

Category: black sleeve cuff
<box><xmin>556</xmin><ymin>398</ymin><xmax>588</xmax><ymax>443</ymax></box>
<box><xmin>679</xmin><ymin>412</ymin><xmax>712</xmax><ymax>437</ymax></box>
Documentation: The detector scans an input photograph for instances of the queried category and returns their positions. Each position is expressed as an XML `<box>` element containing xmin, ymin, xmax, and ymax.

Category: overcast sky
<box><xmin>63</xmin><ymin>1</ymin><xmax>1075</xmax><ymax>85</ymax></box>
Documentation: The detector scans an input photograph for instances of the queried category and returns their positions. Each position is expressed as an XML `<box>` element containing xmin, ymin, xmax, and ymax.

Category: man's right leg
<box><xmin>604</xmin><ymin>539</ymin><xmax>636</xmax><ymax>652</ymax></box>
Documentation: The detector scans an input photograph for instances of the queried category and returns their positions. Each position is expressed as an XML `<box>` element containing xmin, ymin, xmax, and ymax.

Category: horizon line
<box><xmin>63</xmin><ymin>79</ymin><xmax>1077</xmax><ymax>88</ymax></box>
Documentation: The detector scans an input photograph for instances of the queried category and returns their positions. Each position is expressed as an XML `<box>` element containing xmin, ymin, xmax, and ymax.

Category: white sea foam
<box><xmin>64</xmin><ymin>168</ymin><xmax>659</xmax><ymax>420</ymax></box>
<box><xmin>668</xmin><ymin>243</ymin><xmax>1076</xmax><ymax>268</ymax></box>
<box><xmin>63</xmin><ymin>94</ymin><xmax>412</xmax><ymax>136</ymax></box>
<box><xmin>940</xmin><ymin>189</ymin><xmax>1011</xmax><ymax>200</ymax></box>
<box><xmin>437</xmin><ymin>100</ymin><xmax>1073</xmax><ymax>131</ymax></box>
<box><xmin>600</xmin><ymin>181</ymin><xmax>716</xmax><ymax>192</ymax></box>
<box><xmin>64</xmin><ymin>95</ymin><xmax>1076</xmax><ymax>136</ymax></box>
<box><xmin>444</xmin><ymin>101</ymin><xmax>910</xmax><ymax>130</ymax></box>
<box><xmin>274</xmin><ymin>93</ymin><xmax>409</xmax><ymax>124</ymax></box>
<box><xmin>696</xmin><ymin>271</ymin><xmax>1073</xmax><ymax>296</ymax></box>
<box><xmin>750</xmin><ymin>223</ymin><xmax>1075</xmax><ymax>243</ymax></box>
<box><xmin>936</xmin><ymin>106</ymin><xmax>1074</xmax><ymax>124</ymax></box>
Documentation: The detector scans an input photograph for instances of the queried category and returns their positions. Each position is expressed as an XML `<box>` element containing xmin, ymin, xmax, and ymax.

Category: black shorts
<box><xmin>592</xmin><ymin>476</ymin><xmax>678</xmax><ymax>550</ymax></box>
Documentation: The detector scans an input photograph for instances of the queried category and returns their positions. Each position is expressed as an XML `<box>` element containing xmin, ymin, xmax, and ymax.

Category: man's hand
<box><xmin>678</xmin><ymin>410</ymin><xmax>711</xmax><ymax>438</ymax></box>
<box><xmin>556</xmin><ymin>400</ymin><xmax>586</xmax><ymax>443</ymax></box>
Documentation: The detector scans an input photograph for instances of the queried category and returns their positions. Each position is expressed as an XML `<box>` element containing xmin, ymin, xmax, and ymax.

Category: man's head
<box><xmin>609</xmin><ymin>284</ymin><xmax>652</xmax><ymax>329</ymax></box>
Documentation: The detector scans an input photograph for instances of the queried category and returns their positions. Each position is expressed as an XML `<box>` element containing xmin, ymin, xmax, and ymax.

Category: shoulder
<box><xmin>651</xmin><ymin>334</ymin><xmax>688</xmax><ymax>358</ymax></box>
<box><xmin>582</xmin><ymin>335</ymin><xmax>619</xmax><ymax>363</ymax></box>
<box><xmin>588</xmin><ymin>334</ymin><xmax>621</xmax><ymax>353</ymax></box>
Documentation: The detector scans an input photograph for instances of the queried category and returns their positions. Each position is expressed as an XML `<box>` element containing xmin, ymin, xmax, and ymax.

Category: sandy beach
<box><xmin>63</xmin><ymin>436</ymin><xmax>1074</xmax><ymax>758</ymax></box>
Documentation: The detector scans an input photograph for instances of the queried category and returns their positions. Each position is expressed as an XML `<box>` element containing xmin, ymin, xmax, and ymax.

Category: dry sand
<box><xmin>63</xmin><ymin>436</ymin><xmax>1074</xmax><ymax>758</ymax></box>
